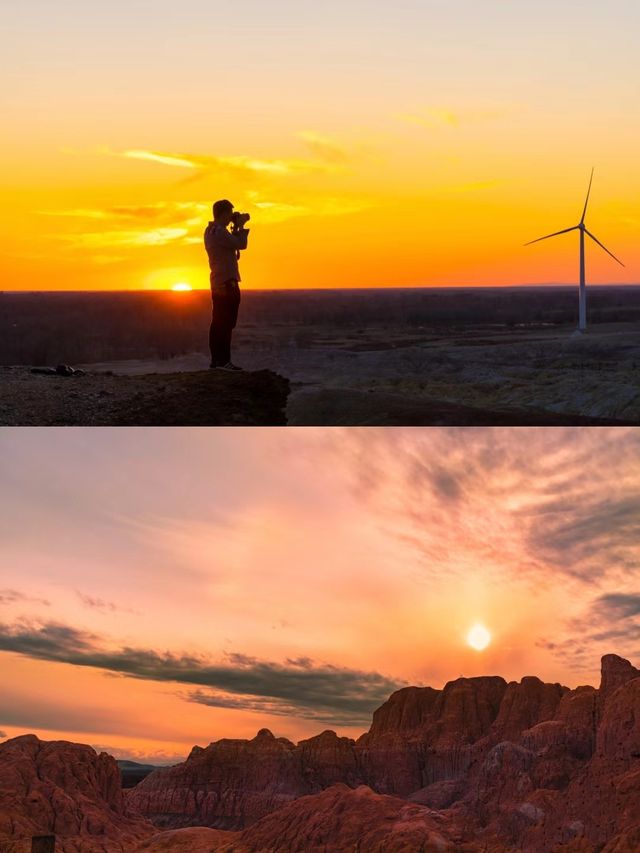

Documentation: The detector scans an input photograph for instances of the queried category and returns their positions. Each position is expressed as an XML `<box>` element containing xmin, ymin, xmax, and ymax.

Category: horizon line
<box><xmin>2</xmin><ymin>282</ymin><xmax>640</xmax><ymax>295</ymax></box>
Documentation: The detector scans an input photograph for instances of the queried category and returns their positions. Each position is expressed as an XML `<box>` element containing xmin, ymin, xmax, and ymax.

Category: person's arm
<box><xmin>213</xmin><ymin>226</ymin><xmax>250</xmax><ymax>251</ymax></box>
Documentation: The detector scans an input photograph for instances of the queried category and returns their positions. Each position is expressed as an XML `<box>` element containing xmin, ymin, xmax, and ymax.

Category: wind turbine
<box><xmin>525</xmin><ymin>169</ymin><xmax>624</xmax><ymax>332</ymax></box>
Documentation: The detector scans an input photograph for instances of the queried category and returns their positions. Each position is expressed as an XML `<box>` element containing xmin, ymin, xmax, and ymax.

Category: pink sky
<box><xmin>1</xmin><ymin>427</ymin><xmax>638</xmax><ymax>762</ymax></box>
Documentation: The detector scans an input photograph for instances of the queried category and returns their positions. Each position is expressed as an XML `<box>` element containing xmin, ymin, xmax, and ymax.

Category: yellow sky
<box><xmin>1</xmin><ymin>1</ymin><xmax>639</xmax><ymax>290</ymax></box>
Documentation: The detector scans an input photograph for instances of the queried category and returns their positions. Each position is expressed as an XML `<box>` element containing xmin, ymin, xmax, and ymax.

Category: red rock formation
<box><xmin>134</xmin><ymin>826</ymin><xmax>237</xmax><ymax>851</ymax></box>
<box><xmin>7</xmin><ymin>653</ymin><xmax>635</xmax><ymax>853</ymax></box>
<box><xmin>296</xmin><ymin>729</ymin><xmax>360</xmax><ymax>789</ymax></box>
<box><xmin>0</xmin><ymin>734</ymin><xmax>154</xmax><ymax>853</ymax></box>
<box><xmin>227</xmin><ymin>784</ymin><xmax>483</xmax><ymax>853</ymax></box>
<box><xmin>489</xmin><ymin>676</ymin><xmax>567</xmax><ymax>743</ymax></box>
<box><xmin>455</xmin><ymin>656</ymin><xmax>640</xmax><ymax>852</ymax></box>
<box><xmin>598</xmin><ymin>654</ymin><xmax>640</xmax><ymax>706</ymax></box>
<box><xmin>127</xmin><ymin>728</ymin><xmax>305</xmax><ymax>831</ymax></box>
<box><xmin>128</xmin><ymin>656</ymin><xmax>640</xmax><ymax>850</ymax></box>
<box><xmin>356</xmin><ymin>676</ymin><xmax>509</xmax><ymax>795</ymax></box>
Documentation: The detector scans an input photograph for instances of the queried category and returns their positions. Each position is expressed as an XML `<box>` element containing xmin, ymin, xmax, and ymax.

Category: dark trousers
<box><xmin>209</xmin><ymin>280</ymin><xmax>241</xmax><ymax>366</ymax></box>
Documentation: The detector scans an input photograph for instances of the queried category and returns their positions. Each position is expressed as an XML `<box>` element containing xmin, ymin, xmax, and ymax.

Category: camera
<box><xmin>231</xmin><ymin>211</ymin><xmax>251</xmax><ymax>228</ymax></box>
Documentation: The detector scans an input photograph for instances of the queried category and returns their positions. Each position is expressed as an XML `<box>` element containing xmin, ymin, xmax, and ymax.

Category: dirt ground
<box><xmin>66</xmin><ymin>320</ymin><xmax>640</xmax><ymax>425</ymax></box>
<box><xmin>0</xmin><ymin>368</ymin><xmax>289</xmax><ymax>426</ymax></box>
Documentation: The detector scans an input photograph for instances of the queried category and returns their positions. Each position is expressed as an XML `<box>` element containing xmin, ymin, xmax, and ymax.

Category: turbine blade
<box><xmin>524</xmin><ymin>226</ymin><xmax>578</xmax><ymax>246</ymax></box>
<box><xmin>580</xmin><ymin>167</ymin><xmax>594</xmax><ymax>224</ymax></box>
<box><xmin>584</xmin><ymin>228</ymin><xmax>625</xmax><ymax>266</ymax></box>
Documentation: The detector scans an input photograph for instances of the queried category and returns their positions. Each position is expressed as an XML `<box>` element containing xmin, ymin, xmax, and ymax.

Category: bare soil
<box><xmin>0</xmin><ymin>368</ymin><xmax>289</xmax><ymax>426</ymax></box>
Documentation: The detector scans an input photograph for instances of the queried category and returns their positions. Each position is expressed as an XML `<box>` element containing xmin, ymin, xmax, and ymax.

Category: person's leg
<box><xmin>226</xmin><ymin>283</ymin><xmax>241</xmax><ymax>363</ymax></box>
<box><xmin>218</xmin><ymin>306</ymin><xmax>232</xmax><ymax>365</ymax></box>
<box><xmin>210</xmin><ymin>295</ymin><xmax>224</xmax><ymax>366</ymax></box>
<box><xmin>210</xmin><ymin>291</ymin><xmax>231</xmax><ymax>366</ymax></box>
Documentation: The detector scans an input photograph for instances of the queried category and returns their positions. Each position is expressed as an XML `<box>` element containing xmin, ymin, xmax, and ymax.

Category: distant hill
<box><xmin>117</xmin><ymin>761</ymin><xmax>163</xmax><ymax>789</ymax></box>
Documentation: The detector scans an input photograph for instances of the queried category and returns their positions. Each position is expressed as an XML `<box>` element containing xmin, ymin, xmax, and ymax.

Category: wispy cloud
<box><xmin>399</xmin><ymin>108</ymin><xmax>461</xmax><ymax>128</ymax></box>
<box><xmin>594</xmin><ymin>593</ymin><xmax>640</xmax><ymax>619</ymax></box>
<box><xmin>37</xmin><ymin>202</ymin><xmax>208</xmax><ymax>222</ymax></box>
<box><xmin>397</xmin><ymin>106</ymin><xmax>510</xmax><ymax>129</ymax></box>
<box><xmin>325</xmin><ymin>427</ymin><xmax>640</xmax><ymax>583</ymax></box>
<box><xmin>38</xmin><ymin>201</ymin><xmax>209</xmax><ymax>250</ymax></box>
<box><xmin>525</xmin><ymin>496</ymin><xmax>640</xmax><ymax>580</ymax></box>
<box><xmin>36</xmin><ymin>209</ymin><xmax>112</xmax><ymax>220</ymax></box>
<box><xmin>0</xmin><ymin>589</ymin><xmax>50</xmax><ymax>607</ymax></box>
<box><xmin>313</xmin><ymin>428</ymin><xmax>640</xmax><ymax>672</ymax></box>
<box><xmin>75</xmin><ymin>591</ymin><xmax>137</xmax><ymax>615</ymax></box>
<box><xmin>38</xmin><ymin>189</ymin><xmax>368</xmax><ymax>247</ymax></box>
<box><xmin>0</xmin><ymin>619</ymin><xmax>402</xmax><ymax>726</ymax></box>
<box><xmin>106</xmin><ymin>148</ymin><xmax>345</xmax><ymax>176</ymax></box>
<box><xmin>537</xmin><ymin>591</ymin><xmax>640</xmax><ymax>671</ymax></box>
<box><xmin>247</xmin><ymin>193</ymin><xmax>372</xmax><ymax>224</ymax></box>
<box><xmin>443</xmin><ymin>180</ymin><xmax>503</xmax><ymax>193</ymax></box>
<box><xmin>296</xmin><ymin>131</ymin><xmax>351</xmax><ymax>164</ymax></box>
<box><xmin>187</xmin><ymin>689</ymin><xmax>372</xmax><ymax>727</ymax></box>
<box><xmin>122</xmin><ymin>150</ymin><xmax>199</xmax><ymax>169</ymax></box>
<box><xmin>59</xmin><ymin>227</ymin><xmax>191</xmax><ymax>249</ymax></box>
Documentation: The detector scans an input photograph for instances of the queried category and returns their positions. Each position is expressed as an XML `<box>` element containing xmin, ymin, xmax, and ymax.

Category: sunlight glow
<box><xmin>171</xmin><ymin>282</ymin><xmax>192</xmax><ymax>292</ymax></box>
<box><xmin>466</xmin><ymin>623</ymin><xmax>491</xmax><ymax>651</ymax></box>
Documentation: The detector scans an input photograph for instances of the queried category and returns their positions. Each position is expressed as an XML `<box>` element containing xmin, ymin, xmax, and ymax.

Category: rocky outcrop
<box><xmin>597</xmin><ymin>654</ymin><xmax>640</xmax><ymax>718</ymax></box>
<box><xmin>133</xmin><ymin>785</ymin><xmax>477</xmax><ymax>852</ymax></box>
<box><xmin>227</xmin><ymin>784</ymin><xmax>478</xmax><ymax>853</ymax></box>
<box><xmin>127</xmin><ymin>654</ymin><xmax>640</xmax><ymax>853</ymax></box>
<box><xmin>0</xmin><ymin>367</ymin><xmax>289</xmax><ymax>426</ymax></box>
<box><xmin>134</xmin><ymin>826</ymin><xmax>236</xmax><ymax>852</ymax></box>
<box><xmin>455</xmin><ymin>656</ymin><xmax>640</xmax><ymax>851</ymax></box>
<box><xmin>296</xmin><ymin>730</ymin><xmax>360</xmax><ymax>789</ymax></box>
<box><xmin>356</xmin><ymin>676</ymin><xmax>509</xmax><ymax>794</ymax></box>
<box><xmin>127</xmin><ymin>729</ymin><xmax>303</xmax><ymax>831</ymax></box>
<box><xmin>0</xmin><ymin>735</ymin><xmax>154</xmax><ymax>852</ymax></box>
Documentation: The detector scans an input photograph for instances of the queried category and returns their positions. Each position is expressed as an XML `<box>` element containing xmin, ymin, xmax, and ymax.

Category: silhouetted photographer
<box><xmin>204</xmin><ymin>199</ymin><xmax>250</xmax><ymax>371</ymax></box>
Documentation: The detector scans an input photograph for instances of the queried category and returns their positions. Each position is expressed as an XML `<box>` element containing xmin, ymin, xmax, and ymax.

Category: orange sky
<box><xmin>1</xmin><ymin>427</ymin><xmax>638</xmax><ymax>761</ymax></box>
<box><xmin>1</xmin><ymin>1</ymin><xmax>639</xmax><ymax>290</ymax></box>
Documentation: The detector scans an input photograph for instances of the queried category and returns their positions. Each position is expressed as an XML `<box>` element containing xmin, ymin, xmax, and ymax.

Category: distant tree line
<box><xmin>0</xmin><ymin>287</ymin><xmax>639</xmax><ymax>366</ymax></box>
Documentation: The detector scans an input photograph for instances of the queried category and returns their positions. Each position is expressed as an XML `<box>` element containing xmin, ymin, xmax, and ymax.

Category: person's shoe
<box><xmin>217</xmin><ymin>362</ymin><xmax>243</xmax><ymax>372</ymax></box>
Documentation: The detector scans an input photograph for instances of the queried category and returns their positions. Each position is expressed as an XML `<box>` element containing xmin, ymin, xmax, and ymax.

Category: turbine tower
<box><xmin>525</xmin><ymin>169</ymin><xmax>624</xmax><ymax>332</ymax></box>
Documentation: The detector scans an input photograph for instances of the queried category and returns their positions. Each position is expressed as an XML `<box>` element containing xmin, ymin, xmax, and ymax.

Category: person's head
<box><xmin>213</xmin><ymin>199</ymin><xmax>234</xmax><ymax>225</ymax></box>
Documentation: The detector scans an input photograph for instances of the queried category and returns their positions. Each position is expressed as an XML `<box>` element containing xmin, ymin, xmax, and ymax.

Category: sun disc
<box><xmin>467</xmin><ymin>623</ymin><xmax>491</xmax><ymax>651</ymax></box>
<box><xmin>171</xmin><ymin>282</ymin><xmax>192</xmax><ymax>292</ymax></box>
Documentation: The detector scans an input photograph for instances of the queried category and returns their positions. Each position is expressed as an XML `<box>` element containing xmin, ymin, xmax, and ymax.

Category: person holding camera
<box><xmin>204</xmin><ymin>199</ymin><xmax>251</xmax><ymax>371</ymax></box>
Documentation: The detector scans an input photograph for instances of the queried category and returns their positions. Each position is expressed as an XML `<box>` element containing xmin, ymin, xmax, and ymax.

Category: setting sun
<box><xmin>466</xmin><ymin>623</ymin><xmax>491</xmax><ymax>651</ymax></box>
<box><xmin>171</xmin><ymin>282</ymin><xmax>192</xmax><ymax>292</ymax></box>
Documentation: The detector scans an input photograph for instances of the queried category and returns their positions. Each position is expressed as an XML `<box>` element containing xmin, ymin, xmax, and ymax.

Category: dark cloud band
<box><xmin>0</xmin><ymin>620</ymin><xmax>402</xmax><ymax>726</ymax></box>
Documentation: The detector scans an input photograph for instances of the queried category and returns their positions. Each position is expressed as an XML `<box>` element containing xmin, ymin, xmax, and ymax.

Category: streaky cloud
<box><xmin>109</xmin><ymin>148</ymin><xmax>346</xmax><ymax>176</ymax></box>
<box><xmin>123</xmin><ymin>150</ymin><xmax>198</xmax><ymax>169</ymax></box>
<box><xmin>0</xmin><ymin>619</ymin><xmax>403</xmax><ymax>726</ymax></box>
<box><xmin>0</xmin><ymin>589</ymin><xmax>50</xmax><ymax>607</ymax></box>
